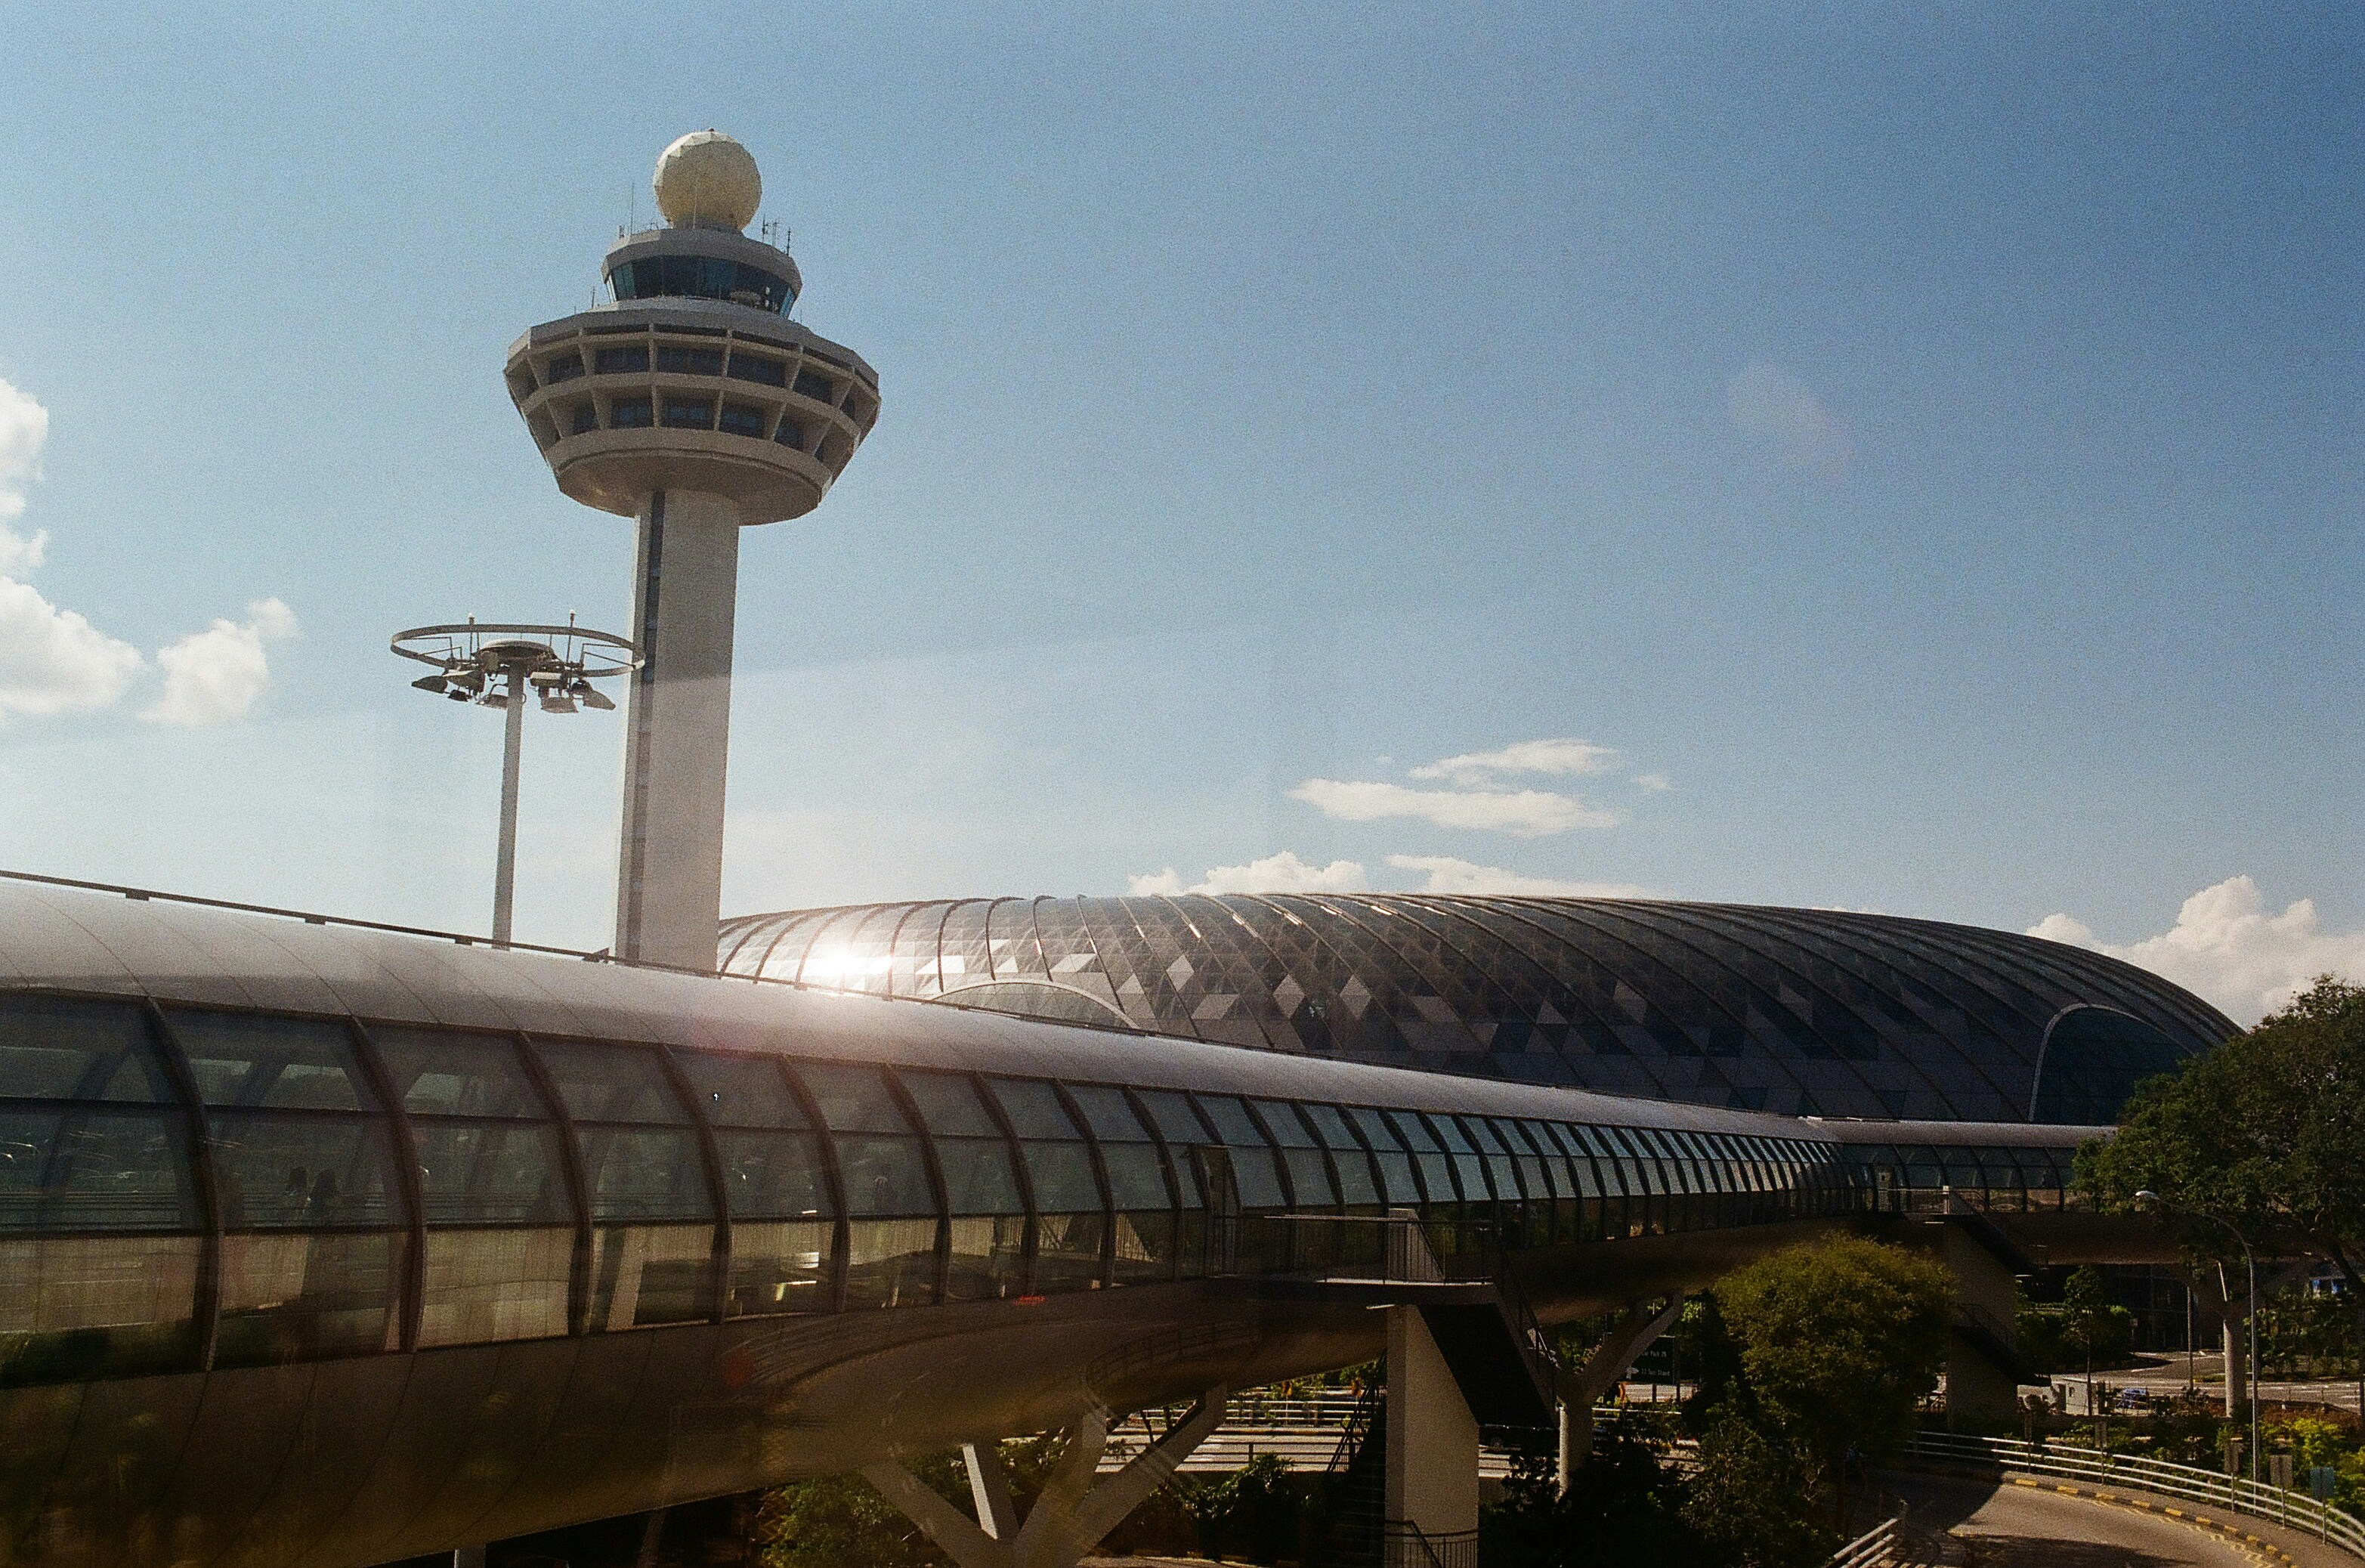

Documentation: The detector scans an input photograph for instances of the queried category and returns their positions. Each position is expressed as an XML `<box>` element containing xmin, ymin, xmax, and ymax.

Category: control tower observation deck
<box><xmin>505</xmin><ymin>133</ymin><xmax>880</xmax><ymax>970</ymax></box>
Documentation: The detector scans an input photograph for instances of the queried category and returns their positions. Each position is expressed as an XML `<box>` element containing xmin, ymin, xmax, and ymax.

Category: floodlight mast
<box><xmin>392</xmin><ymin>620</ymin><xmax>637</xmax><ymax>948</ymax></box>
<box><xmin>505</xmin><ymin>132</ymin><xmax>880</xmax><ymax>970</ymax></box>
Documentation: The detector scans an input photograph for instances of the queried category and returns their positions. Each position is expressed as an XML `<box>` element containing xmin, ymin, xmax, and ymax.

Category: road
<box><xmin>1886</xmin><ymin>1471</ymin><xmax>2356</xmax><ymax>1567</ymax></box>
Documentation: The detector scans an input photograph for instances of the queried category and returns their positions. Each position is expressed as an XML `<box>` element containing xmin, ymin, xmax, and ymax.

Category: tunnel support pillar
<box><xmin>1386</xmin><ymin>1304</ymin><xmax>1480</xmax><ymax>1568</ymax></box>
<box><xmin>1935</xmin><ymin>1217</ymin><xmax>2026</xmax><ymax>1423</ymax></box>
<box><xmin>1555</xmin><ymin>1296</ymin><xmax>1683</xmax><ymax>1492</ymax></box>
<box><xmin>863</xmin><ymin>1387</ymin><xmax>1227</xmax><ymax>1568</ymax></box>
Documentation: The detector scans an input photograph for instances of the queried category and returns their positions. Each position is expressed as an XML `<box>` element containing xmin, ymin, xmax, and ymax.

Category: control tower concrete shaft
<box><xmin>505</xmin><ymin>132</ymin><xmax>880</xmax><ymax>969</ymax></box>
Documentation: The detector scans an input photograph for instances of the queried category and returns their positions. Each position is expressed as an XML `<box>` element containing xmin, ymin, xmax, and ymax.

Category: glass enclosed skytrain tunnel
<box><xmin>0</xmin><ymin>879</ymin><xmax>2135</xmax><ymax>1568</ymax></box>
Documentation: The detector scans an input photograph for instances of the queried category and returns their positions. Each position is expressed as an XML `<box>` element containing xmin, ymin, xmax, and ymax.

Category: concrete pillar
<box><xmin>614</xmin><ymin>488</ymin><xmax>742</xmax><ymax>970</ymax></box>
<box><xmin>1935</xmin><ymin>1224</ymin><xmax>2023</xmax><ymax>1423</ymax></box>
<box><xmin>1386</xmin><ymin>1305</ymin><xmax>1479</xmax><ymax>1568</ymax></box>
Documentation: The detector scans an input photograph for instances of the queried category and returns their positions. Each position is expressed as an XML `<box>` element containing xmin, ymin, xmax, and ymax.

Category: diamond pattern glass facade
<box><xmin>719</xmin><ymin>896</ymin><xmax>2236</xmax><ymax>1124</ymax></box>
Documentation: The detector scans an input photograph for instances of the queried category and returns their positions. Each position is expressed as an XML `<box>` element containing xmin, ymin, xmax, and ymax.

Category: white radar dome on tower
<box><xmin>653</xmin><ymin>130</ymin><xmax>762</xmax><ymax>230</ymax></box>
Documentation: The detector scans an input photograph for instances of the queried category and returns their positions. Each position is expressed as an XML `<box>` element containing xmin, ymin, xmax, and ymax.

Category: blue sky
<box><xmin>1</xmin><ymin>5</ymin><xmax>2360</xmax><ymax>1019</ymax></box>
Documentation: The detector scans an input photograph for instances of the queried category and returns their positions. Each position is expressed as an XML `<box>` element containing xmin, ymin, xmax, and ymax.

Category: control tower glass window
<box><xmin>164</xmin><ymin>1007</ymin><xmax>405</xmax><ymax>1367</ymax></box>
<box><xmin>0</xmin><ymin>994</ymin><xmax>201</xmax><ymax>1385</ymax></box>
<box><xmin>675</xmin><ymin>1050</ymin><xmax>833</xmax><ymax>1317</ymax></box>
<box><xmin>611</xmin><ymin>256</ymin><xmax>796</xmax><ymax>314</ymax></box>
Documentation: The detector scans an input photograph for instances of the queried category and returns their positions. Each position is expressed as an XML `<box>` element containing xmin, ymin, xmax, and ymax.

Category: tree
<box><xmin>2082</xmin><ymin>979</ymin><xmax>2365</xmax><ymax>1401</ymax></box>
<box><xmin>1708</xmin><ymin>1235</ymin><xmax>1955</xmax><ymax>1525</ymax></box>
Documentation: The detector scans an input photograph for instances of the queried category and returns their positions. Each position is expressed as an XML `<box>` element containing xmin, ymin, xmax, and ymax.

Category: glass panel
<box><xmin>1430</xmin><ymin>1115</ymin><xmax>1477</xmax><ymax>1155</ymax></box>
<box><xmin>215</xmin><ymin>1230</ymin><xmax>403</xmax><ymax>1365</ymax></box>
<box><xmin>1135</xmin><ymin>1090</ymin><xmax>1208</xmax><ymax>1146</ymax></box>
<box><xmin>417</xmin><ymin>1226</ymin><xmax>573</xmax><ymax>1345</ymax></box>
<box><xmin>165</xmin><ymin>1010</ymin><xmax>369</xmax><ymax>1109</ymax></box>
<box><xmin>0</xmin><ymin>995</ymin><xmax>169</xmax><ymax>1101</ymax></box>
<box><xmin>1066</xmin><ymin>1085</ymin><xmax>1152</xmax><ymax>1142</ymax></box>
<box><xmin>1303</xmin><ymin>1104</ymin><xmax>1359</xmax><ymax>1149</ymax></box>
<box><xmin>576</xmin><ymin>1126</ymin><xmax>710</xmax><ymax>1222</ymax></box>
<box><xmin>675</xmin><ymin>1052</ymin><xmax>806</xmax><ymax>1128</ymax></box>
<box><xmin>536</xmin><ymin>1041</ymin><xmax>688</xmax><ymax>1124</ymax></box>
<box><xmin>1114</xmin><ymin>1209</ymin><xmax>1177</xmax><ymax>1284</ymax></box>
<box><xmin>413</xmin><ymin>1121</ymin><xmax>570</xmax><ymax>1224</ymax></box>
<box><xmin>1283</xmin><ymin>1148</ymin><xmax>1337</xmax><ymax>1206</ymax></box>
<box><xmin>797</xmin><ymin>1064</ymin><xmax>912</xmax><ymax>1133</ymax></box>
<box><xmin>727</xmin><ymin>1218</ymin><xmax>830</xmax><ymax>1316</ymax></box>
<box><xmin>1349</xmin><ymin>1107</ymin><xmax>1402</xmax><ymax>1149</ymax></box>
<box><xmin>1193</xmin><ymin>1095</ymin><xmax>1264</xmax><ymax>1147</ymax></box>
<box><xmin>589</xmin><ymin>1222</ymin><xmax>713</xmax><ymax>1327</ymax></box>
<box><xmin>1034</xmin><ymin>1211</ymin><xmax>1105</xmax><ymax>1291</ymax></box>
<box><xmin>834</xmin><ymin>1134</ymin><xmax>934</xmax><ymax>1216</ymax></box>
<box><xmin>1099</xmin><ymin>1143</ymin><xmax>1171</xmax><ymax>1211</ymax></box>
<box><xmin>0</xmin><ymin>1108</ymin><xmax>196</xmax><ymax>1231</ymax></box>
<box><xmin>1385</xmin><ymin>1110</ymin><xmax>1442</xmax><ymax>1152</ymax></box>
<box><xmin>210</xmin><ymin>1113</ymin><xmax>401</xmax><ymax>1229</ymax></box>
<box><xmin>372</xmin><ymin>1028</ymin><xmax>546</xmax><ymax>1118</ymax></box>
<box><xmin>1371</xmin><ymin>1151</ymin><xmax>1420</xmax><ymax>1205</ymax></box>
<box><xmin>0</xmin><ymin>1233</ymin><xmax>201</xmax><ymax>1384</ymax></box>
<box><xmin>1251</xmin><ymin>1101</ymin><xmax>1317</xmax><ymax>1146</ymax></box>
<box><xmin>936</xmin><ymin>1137</ymin><xmax>1022</xmax><ymax>1214</ymax></box>
<box><xmin>1021</xmin><ymin>1142</ymin><xmax>1102</xmax><ymax>1212</ymax></box>
<box><xmin>844</xmin><ymin>1217</ymin><xmax>936</xmax><ymax>1308</ymax></box>
<box><xmin>902</xmin><ymin>1072</ymin><xmax>1002</xmax><ymax>1137</ymax></box>
<box><xmin>714</xmin><ymin>1129</ymin><xmax>832</xmax><ymax>1218</ymax></box>
<box><xmin>989</xmin><ymin>1081</ymin><xmax>1079</xmax><ymax>1140</ymax></box>
<box><xmin>945</xmin><ymin>1214</ymin><xmax>1025</xmax><ymax>1300</ymax></box>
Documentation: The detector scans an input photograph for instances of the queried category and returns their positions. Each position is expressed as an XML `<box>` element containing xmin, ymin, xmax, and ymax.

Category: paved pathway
<box><xmin>1887</xmin><ymin>1471</ymin><xmax>2360</xmax><ymax>1568</ymax></box>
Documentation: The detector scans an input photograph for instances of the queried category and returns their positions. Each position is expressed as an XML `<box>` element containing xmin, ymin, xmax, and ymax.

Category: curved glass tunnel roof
<box><xmin>719</xmin><ymin>895</ymin><xmax>2235</xmax><ymax>1125</ymax></box>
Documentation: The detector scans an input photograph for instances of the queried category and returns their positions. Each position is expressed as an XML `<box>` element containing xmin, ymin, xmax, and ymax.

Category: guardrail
<box><xmin>1906</xmin><ymin>1430</ymin><xmax>2365</xmax><ymax>1557</ymax></box>
<box><xmin>1829</xmin><ymin>1516</ymin><xmax>1900</xmax><ymax>1568</ymax></box>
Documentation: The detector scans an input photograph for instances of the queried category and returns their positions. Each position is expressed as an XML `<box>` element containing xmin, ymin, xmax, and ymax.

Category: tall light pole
<box><xmin>393</xmin><ymin>619</ymin><xmax>637</xmax><ymax>946</ymax></box>
<box><xmin>2138</xmin><ymin>1190</ymin><xmax>2258</xmax><ymax>1486</ymax></box>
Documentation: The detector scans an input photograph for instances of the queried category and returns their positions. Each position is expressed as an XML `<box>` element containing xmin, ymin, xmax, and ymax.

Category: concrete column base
<box><xmin>1385</xmin><ymin>1304</ymin><xmax>1479</xmax><ymax>1568</ymax></box>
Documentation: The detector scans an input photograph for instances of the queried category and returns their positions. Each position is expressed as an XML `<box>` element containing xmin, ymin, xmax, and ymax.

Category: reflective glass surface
<box><xmin>720</xmin><ymin>895</ymin><xmax>2234</xmax><ymax>1123</ymax></box>
<box><xmin>0</xmin><ymin>996</ymin><xmax>170</xmax><ymax>1101</ymax></box>
<box><xmin>166</xmin><ymin>1010</ymin><xmax>370</xmax><ymax>1109</ymax></box>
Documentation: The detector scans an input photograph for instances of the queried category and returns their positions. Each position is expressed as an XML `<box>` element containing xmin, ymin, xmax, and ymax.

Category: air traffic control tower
<box><xmin>506</xmin><ymin>132</ymin><xmax>879</xmax><ymax>969</ymax></box>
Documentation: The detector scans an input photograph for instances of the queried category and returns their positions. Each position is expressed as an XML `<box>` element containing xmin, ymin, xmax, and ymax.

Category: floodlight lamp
<box><xmin>444</xmin><ymin>687</ymin><xmax>471</xmax><ymax>702</ymax></box>
<box><xmin>412</xmin><ymin>673</ymin><xmax>450</xmax><ymax>694</ymax></box>
<box><xmin>539</xmin><ymin>695</ymin><xmax>579</xmax><ymax>715</ymax></box>
<box><xmin>578</xmin><ymin>686</ymin><xmax>617</xmax><ymax>711</ymax></box>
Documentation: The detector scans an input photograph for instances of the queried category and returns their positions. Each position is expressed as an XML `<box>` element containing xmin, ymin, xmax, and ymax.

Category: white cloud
<box><xmin>2030</xmin><ymin>875</ymin><xmax>2365</xmax><ymax>1025</ymax></box>
<box><xmin>1631</xmin><ymin>772</ymin><xmax>1673</xmax><ymax>793</ymax></box>
<box><xmin>141</xmin><ymin>598</ymin><xmax>299</xmax><ymax>728</ymax></box>
<box><xmin>1291</xmin><ymin>778</ymin><xmax>1621</xmax><ymax>837</ymax></box>
<box><xmin>0</xmin><ymin>376</ymin><xmax>51</xmax><ymax>578</ymax></box>
<box><xmin>1383</xmin><ymin>855</ymin><xmax>1644</xmax><ymax>898</ymax></box>
<box><xmin>0</xmin><ymin>577</ymin><xmax>144</xmax><ymax>718</ymax></box>
<box><xmin>1127</xmin><ymin>850</ymin><xmax>1368</xmax><ymax>896</ymax></box>
<box><xmin>1409</xmin><ymin>738</ymin><xmax>1617</xmax><ymax>785</ymax></box>
<box><xmin>1727</xmin><ymin>360</ymin><xmax>1850</xmax><ymax>474</ymax></box>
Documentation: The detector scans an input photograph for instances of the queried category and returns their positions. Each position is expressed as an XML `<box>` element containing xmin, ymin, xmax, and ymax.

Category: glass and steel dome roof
<box><xmin>719</xmin><ymin>895</ymin><xmax>2235</xmax><ymax>1125</ymax></box>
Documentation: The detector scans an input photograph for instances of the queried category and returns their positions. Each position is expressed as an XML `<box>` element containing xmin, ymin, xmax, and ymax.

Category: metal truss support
<box><xmin>861</xmin><ymin>1387</ymin><xmax>1228</xmax><ymax>1568</ymax></box>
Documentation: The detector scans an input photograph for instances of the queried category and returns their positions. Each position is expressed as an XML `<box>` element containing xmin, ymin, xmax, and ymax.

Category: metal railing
<box><xmin>1381</xmin><ymin>1524</ymin><xmax>1476</xmax><ymax>1568</ymax></box>
<box><xmin>1829</xmin><ymin>1516</ymin><xmax>1900</xmax><ymax>1568</ymax></box>
<box><xmin>1907</xmin><ymin>1430</ymin><xmax>2365</xmax><ymax>1557</ymax></box>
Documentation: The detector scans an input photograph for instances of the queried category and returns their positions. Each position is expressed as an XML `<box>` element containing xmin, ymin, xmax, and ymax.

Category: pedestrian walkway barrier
<box><xmin>1906</xmin><ymin>1430</ymin><xmax>2365</xmax><ymax>1557</ymax></box>
<box><xmin>1829</xmin><ymin>1516</ymin><xmax>1901</xmax><ymax>1568</ymax></box>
